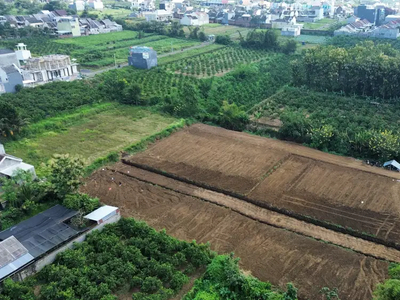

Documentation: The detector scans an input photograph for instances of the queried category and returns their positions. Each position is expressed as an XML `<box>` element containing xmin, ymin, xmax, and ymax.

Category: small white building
<box><xmin>15</xmin><ymin>43</ymin><xmax>31</xmax><ymax>63</ymax></box>
<box><xmin>84</xmin><ymin>205</ymin><xmax>120</xmax><ymax>224</ymax></box>
<box><xmin>180</xmin><ymin>12</ymin><xmax>209</xmax><ymax>26</ymax></box>
<box><xmin>0</xmin><ymin>144</ymin><xmax>36</xmax><ymax>178</ymax></box>
<box><xmin>281</xmin><ymin>24</ymin><xmax>303</xmax><ymax>36</ymax></box>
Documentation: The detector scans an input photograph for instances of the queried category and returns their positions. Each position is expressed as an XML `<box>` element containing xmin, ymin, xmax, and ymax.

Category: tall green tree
<box><xmin>45</xmin><ymin>154</ymin><xmax>85</xmax><ymax>198</ymax></box>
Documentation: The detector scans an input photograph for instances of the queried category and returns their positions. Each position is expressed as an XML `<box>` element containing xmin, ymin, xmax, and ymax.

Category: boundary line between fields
<box><xmin>120</xmin><ymin>159</ymin><xmax>400</xmax><ymax>252</ymax></box>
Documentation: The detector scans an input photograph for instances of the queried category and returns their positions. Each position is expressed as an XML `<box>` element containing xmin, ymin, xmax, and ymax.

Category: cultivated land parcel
<box><xmin>83</xmin><ymin>123</ymin><xmax>400</xmax><ymax>299</ymax></box>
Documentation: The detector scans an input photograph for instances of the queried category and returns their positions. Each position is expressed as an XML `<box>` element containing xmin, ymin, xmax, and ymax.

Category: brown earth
<box><xmin>82</xmin><ymin>168</ymin><xmax>390</xmax><ymax>300</ymax></box>
<box><xmin>127</xmin><ymin>124</ymin><xmax>400</xmax><ymax>244</ymax></box>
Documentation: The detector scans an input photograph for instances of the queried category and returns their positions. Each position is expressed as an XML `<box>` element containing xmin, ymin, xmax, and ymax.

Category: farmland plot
<box><xmin>83</xmin><ymin>166</ymin><xmax>390</xmax><ymax>300</ymax></box>
<box><xmin>164</xmin><ymin>47</ymin><xmax>271</xmax><ymax>77</ymax></box>
<box><xmin>127</xmin><ymin>124</ymin><xmax>400</xmax><ymax>245</ymax></box>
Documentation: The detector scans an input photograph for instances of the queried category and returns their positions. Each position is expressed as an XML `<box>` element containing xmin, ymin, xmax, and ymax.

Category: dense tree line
<box><xmin>0</xmin><ymin>218</ymin><xmax>214</xmax><ymax>300</ymax></box>
<box><xmin>252</xmin><ymin>86</ymin><xmax>400</xmax><ymax>161</ymax></box>
<box><xmin>291</xmin><ymin>41</ymin><xmax>400</xmax><ymax>99</ymax></box>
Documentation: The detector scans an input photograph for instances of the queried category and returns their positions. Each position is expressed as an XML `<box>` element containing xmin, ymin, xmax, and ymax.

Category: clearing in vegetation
<box><xmin>4</xmin><ymin>103</ymin><xmax>177</xmax><ymax>170</ymax></box>
<box><xmin>125</xmin><ymin>124</ymin><xmax>400</xmax><ymax>246</ymax></box>
<box><xmin>83</xmin><ymin>159</ymin><xmax>389</xmax><ymax>300</ymax></box>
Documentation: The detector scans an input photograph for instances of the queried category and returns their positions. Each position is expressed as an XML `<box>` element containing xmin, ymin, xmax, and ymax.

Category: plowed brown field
<box><xmin>127</xmin><ymin>124</ymin><xmax>400</xmax><ymax>244</ymax></box>
<box><xmin>83</xmin><ymin>167</ymin><xmax>389</xmax><ymax>300</ymax></box>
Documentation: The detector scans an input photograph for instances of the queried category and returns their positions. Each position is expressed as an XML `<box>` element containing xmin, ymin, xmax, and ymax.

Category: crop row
<box><xmin>163</xmin><ymin>47</ymin><xmax>268</xmax><ymax>77</ymax></box>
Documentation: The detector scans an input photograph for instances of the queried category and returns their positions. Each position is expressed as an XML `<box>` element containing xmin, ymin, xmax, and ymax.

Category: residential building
<box><xmin>101</xmin><ymin>19</ymin><xmax>123</xmax><ymax>31</ymax></box>
<box><xmin>15</xmin><ymin>43</ymin><xmax>31</xmax><ymax>63</ymax></box>
<box><xmin>180</xmin><ymin>12</ymin><xmax>209</xmax><ymax>25</ymax></box>
<box><xmin>281</xmin><ymin>23</ymin><xmax>303</xmax><ymax>36</ymax></box>
<box><xmin>24</xmin><ymin>54</ymin><xmax>79</xmax><ymax>83</ymax></box>
<box><xmin>144</xmin><ymin>10</ymin><xmax>173</xmax><ymax>22</ymax></box>
<box><xmin>88</xmin><ymin>0</ymin><xmax>104</xmax><ymax>10</ymax></box>
<box><xmin>128</xmin><ymin>46</ymin><xmax>157</xmax><ymax>69</ymax></box>
<box><xmin>228</xmin><ymin>13</ymin><xmax>252</xmax><ymax>26</ymax></box>
<box><xmin>69</xmin><ymin>0</ymin><xmax>85</xmax><ymax>11</ymax></box>
<box><xmin>0</xmin><ymin>49</ymin><xmax>20</xmax><ymax>68</ymax></box>
<box><xmin>371</xmin><ymin>19</ymin><xmax>400</xmax><ymax>39</ymax></box>
<box><xmin>0</xmin><ymin>143</ymin><xmax>35</xmax><ymax>177</ymax></box>
<box><xmin>297</xmin><ymin>6</ymin><xmax>324</xmax><ymax>22</ymax></box>
<box><xmin>57</xmin><ymin>16</ymin><xmax>81</xmax><ymax>37</ymax></box>
<box><xmin>354</xmin><ymin>5</ymin><xmax>385</xmax><ymax>25</ymax></box>
<box><xmin>271</xmin><ymin>15</ymin><xmax>296</xmax><ymax>28</ymax></box>
<box><xmin>334</xmin><ymin>18</ymin><xmax>373</xmax><ymax>36</ymax></box>
<box><xmin>0</xmin><ymin>65</ymin><xmax>23</xmax><ymax>93</ymax></box>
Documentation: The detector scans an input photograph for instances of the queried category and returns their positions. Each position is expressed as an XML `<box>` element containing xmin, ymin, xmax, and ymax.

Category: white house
<box><xmin>180</xmin><ymin>12</ymin><xmax>209</xmax><ymax>26</ymax></box>
<box><xmin>281</xmin><ymin>23</ymin><xmax>303</xmax><ymax>36</ymax></box>
<box><xmin>144</xmin><ymin>10</ymin><xmax>173</xmax><ymax>22</ymax></box>
<box><xmin>88</xmin><ymin>0</ymin><xmax>104</xmax><ymax>10</ymax></box>
<box><xmin>0</xmin><ymin>144</ymin><xmax>36</xmax><ymax>178</ymax></box>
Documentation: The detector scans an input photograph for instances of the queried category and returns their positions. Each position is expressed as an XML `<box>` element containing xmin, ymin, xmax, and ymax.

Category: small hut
<box><xmin>128</xmin><ymin>46</ymin><xmax>157</xmax><ymax>69</ymax></box>
<box><xmin>383</xmin><ymin>160</ymin><xmax>400</xmax><ymax>171</ymax></box>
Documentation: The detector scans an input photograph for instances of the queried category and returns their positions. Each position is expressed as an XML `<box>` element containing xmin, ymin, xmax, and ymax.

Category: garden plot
<box><xmin>126</xmin><ymin>123</ymin><xmax>400</xmax><ymax>245</ymax></box>
<box><xmin>83</xmin><ymin>166</ymin><xmax>390</xmax><ymax>300</ymax></box>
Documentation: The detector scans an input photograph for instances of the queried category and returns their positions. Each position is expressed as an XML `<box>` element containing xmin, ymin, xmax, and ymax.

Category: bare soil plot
<box><xmin>126</xmin><ymin>124</ymin><xmax>400</xmax><ymax>245</ymax></box>
<box><xmin>248</xmin><ymin>155</ymin><xmax>400</xmax><ymax>244</ymax></box>
<box><xmin>82</xmin><ymin>168</ymin><xmax>389</xmax><ymax>300</ymax></box>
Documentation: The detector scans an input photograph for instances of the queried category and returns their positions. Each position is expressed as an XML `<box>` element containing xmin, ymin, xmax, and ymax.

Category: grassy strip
<box><xmin>84</xmin><ymin>118</ymin><xmax>191</xmax><ymax>175</ymax></box>
<box><xmin>13</xmin><ymin>103</ymin><xmax>117</xmax><ymax>140</ymax></box>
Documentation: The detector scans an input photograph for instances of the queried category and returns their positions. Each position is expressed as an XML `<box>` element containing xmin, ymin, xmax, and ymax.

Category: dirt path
<box><xmin>111</xmin><ymin>163</ymin><xmax>400</xmax><ymax>263</ymax></box>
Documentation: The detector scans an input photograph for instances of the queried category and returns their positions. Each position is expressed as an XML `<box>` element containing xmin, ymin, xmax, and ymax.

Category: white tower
<box><xmin>15</xmin><ymin>43</ymin><xmax>31</xmax><ymax>63</ymax></box>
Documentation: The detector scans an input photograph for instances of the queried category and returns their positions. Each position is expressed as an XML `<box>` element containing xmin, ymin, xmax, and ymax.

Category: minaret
<box><xmin>330</xmin><ymin>0</ymin><xmax>335</xmax><ymax>17</ymax></box>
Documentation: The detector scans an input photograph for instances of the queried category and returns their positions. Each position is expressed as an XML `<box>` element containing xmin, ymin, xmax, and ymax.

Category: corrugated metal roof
<box><xmin>0</xmin><ymin>161</ymin><xmax>33</xmax><ymax>177</ymax></box>
<box><xmin>383</xmin><ymin>160</ymin><xmax>400</xmax><ymax>169</ymax></box>
<box><xmin>0</xmin><ymin>205</ymin><xmax>79</xmax><ymax>258</ymax></box>
<box><xmin>84</xmin><ymin>205</ymin><xmax>118</xmax><ymax>222</ymax></box>
<box><xmin>0</xmin><ymin>253</ymin><xmax>34</xmax><ymax>280</ymax></box>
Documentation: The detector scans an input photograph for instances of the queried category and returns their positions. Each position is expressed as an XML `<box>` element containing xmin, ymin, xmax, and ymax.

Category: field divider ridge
<box><xmin>111</xmin><ymin>164</ymin><xmax>400</xmax><ymax>263</ymax></box>
<box><xmin>121</xmin><ymin>158</ymin><xmax>400</xmax><ymax>252</ymax></box>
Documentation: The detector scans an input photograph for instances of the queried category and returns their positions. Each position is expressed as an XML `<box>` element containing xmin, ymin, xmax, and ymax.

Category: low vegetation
<box><xmin>4</xmin><ymin>103</ymin><xmax>177</xmax><ymax>170</ymax></box>
<box><xmin>184</xmin><ymin>254</ymin><xmax>297</xmax><ymax>300</ymax></box>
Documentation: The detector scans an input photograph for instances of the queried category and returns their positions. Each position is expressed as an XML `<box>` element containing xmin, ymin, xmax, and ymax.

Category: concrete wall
<box><xmin>11</xmin><ymin>213</ymin><xmax>121</xmax><ymax>282</ymax></box>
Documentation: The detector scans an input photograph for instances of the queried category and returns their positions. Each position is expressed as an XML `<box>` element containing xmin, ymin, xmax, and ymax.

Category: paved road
<box><xmin>80</xmin><ymin>41</ymin><xmax>212</xmax><ymax>78</ymax></box>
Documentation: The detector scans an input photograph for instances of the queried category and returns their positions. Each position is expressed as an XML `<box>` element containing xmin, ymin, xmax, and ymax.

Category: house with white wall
<box><xmin>180</xmin><ymin>12</ymin><xmax>209</xmax><ymax>25</ymax></box>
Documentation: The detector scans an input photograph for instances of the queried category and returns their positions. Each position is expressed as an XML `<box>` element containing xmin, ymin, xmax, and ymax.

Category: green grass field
<box><xmin>182</xmin><ymin>24</ymin><xmax>252</xmax><ymax>40</ymax></box>
<box><xmin>302</xmin><ymin>18</ymin><xmax>336</xmax><ymax>30</ymax></box>
<box><xmin>5</xmin><ymin>103</ymin><xmax>177</xmax><ymax>171</ymax></box>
